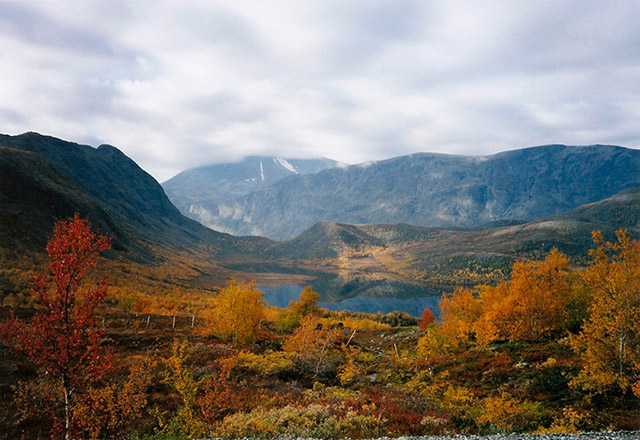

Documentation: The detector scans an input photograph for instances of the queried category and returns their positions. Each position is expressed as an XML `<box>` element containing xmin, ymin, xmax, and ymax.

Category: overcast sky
<box><xmin>1</xmin><ymin>1</ymin><xmax>639</xmax><ymax>181</ymax></box>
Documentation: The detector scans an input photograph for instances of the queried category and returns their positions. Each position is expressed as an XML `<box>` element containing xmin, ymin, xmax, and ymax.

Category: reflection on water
<box><xmin>320</xmin><ymin>296</ymin><xmax>441</xmax><ymax>318</ymax></box>
<box><xmin>258</xmin><ymin>284</ymin><xmax>440</xmax><ymax>317</ymax></box>
<box><xmin>258</xmin><ymin>284</ymin><xmax>305</xmax><ymax>308</ymax></box>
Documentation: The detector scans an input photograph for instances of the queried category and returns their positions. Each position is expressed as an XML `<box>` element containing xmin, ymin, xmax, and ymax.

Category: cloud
<box><xmin>0</xmin><ymin>0</ymin><xmax>639</xmax><ymax>181</ymax></box>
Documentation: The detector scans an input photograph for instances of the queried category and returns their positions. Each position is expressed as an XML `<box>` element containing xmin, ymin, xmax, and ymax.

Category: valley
<box><xmin>0</xmin><ymin>132</ymin><xmax>638</xmax><ymax>439</ymax></box>
<box><xmin>1</xmin><ymin>132</ymin><xmax>639</xmax><ymax>313</ymax></box>
<box><xmin>3</xmin><ymin>3</ymin><xmax>640</xmax><ymax>439</ymax></box>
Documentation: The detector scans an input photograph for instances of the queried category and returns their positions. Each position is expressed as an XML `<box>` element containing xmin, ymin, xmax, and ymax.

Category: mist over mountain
<box><xmin>165</xmin><ymin>145</ymin><xmax>640</xmax><ymax>240</ymax></box>
<box><xmin>162</xmin><ymin>156</ymin><xmax>342</xmax><ymax>233</ymax></box>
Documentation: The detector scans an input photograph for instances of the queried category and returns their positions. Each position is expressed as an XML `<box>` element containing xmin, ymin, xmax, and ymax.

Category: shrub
<box><xmin>476</xmin><ymin>392</ymin><xmax>550</xmax><ymax>433</ymax></box>
<box><xmin>216</xmin><ymin>404</ymin><xmax>341</xmax><ymax>439</ymax></box>
<box><xmin>227</xmin><ymin>350</ymin><xmax>296</xmax><ymax>377</ymax></box>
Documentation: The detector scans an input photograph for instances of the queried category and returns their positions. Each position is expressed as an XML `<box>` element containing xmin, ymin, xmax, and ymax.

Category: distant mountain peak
<box><xmin>162</xmin><ymin>155</ymin><xmax>343</xmax><ymax>227</ymax></box>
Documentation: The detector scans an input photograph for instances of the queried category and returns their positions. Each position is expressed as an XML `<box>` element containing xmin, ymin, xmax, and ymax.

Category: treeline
<box><xmin>0</xmin><ymin>215</ymin><xmax>638</xmax><ymax>439</ymax></box>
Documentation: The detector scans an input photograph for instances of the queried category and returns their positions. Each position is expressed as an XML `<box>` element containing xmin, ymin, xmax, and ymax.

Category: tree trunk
<box><xmin>63</xmin><ymin>376</ymin><xmax>71</xmax><ymax>440</ymax></box>
<box><xmin>619</xmin><ymin>332</ymin><xmax>625</xmax><ymax>377</ymax></box>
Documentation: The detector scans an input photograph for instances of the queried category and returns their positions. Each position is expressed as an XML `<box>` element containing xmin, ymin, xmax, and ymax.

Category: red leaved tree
<box><xmin>0</xmin><ymin>213</ymin><xmax>114</xmax><ymax>439</ymax></box>
<box><xmin>418</xmin><ymin>307</ymin><xmax>436</xmax><ymax>330</ymax></box>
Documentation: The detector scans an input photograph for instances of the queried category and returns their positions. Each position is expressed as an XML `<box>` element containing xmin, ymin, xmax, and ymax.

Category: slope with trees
<box><xmin>1</xmin><ymin>216</ymin><xmax>638</xmax><ymax>438</ymax></box>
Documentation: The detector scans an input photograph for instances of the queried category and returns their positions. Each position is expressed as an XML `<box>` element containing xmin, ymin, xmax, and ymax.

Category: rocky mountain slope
<box><xmin>162</xmin><ymin>156</ymin><xmax>341</xmax><ymax>233</ymax></box>
<box><xmin>0</xmin><ymin>145</ymin><xmax>121</xmax><ymax>253</ymax></box>
<box><xmin>169</xmin><ymin>145</ymin><xmax>640</xmax><ymax>239</ymax></box>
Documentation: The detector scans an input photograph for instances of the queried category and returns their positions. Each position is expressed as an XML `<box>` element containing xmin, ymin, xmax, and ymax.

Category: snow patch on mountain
<box><xmin>274</xmin><ymin>157</ymin><xmax>298</xmax><ymax>174</ymax></box>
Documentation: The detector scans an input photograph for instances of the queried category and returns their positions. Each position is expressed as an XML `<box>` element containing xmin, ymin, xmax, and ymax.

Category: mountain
<box><xmin>171</xmin><ymin>145</ymin><xmax>640</xmax><ymax>239</ymax></box>
<box><xmin>2</xmin><ymin>132</ymin><xmax>640</xmax><ymax>308</ymax></box>
<box><xmin>0</xmin><ymin>132</ymin><xmax>271</xmax><ymax>264</ymax></box>
<box><xmin>549</xmin><ymin>186</ymin><xmax>640</xmax><ymax>229</ymax></box>
<box><xmin>162</xmin><ymin>156</ymin><xmax>342</xmax><ymax>233</ymax></box>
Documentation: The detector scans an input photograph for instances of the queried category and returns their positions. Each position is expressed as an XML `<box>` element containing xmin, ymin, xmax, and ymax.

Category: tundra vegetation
<box><xmin>0</xmin><ymin>215</ymin><xmax>638</xmax><ymax>439</ymax></box>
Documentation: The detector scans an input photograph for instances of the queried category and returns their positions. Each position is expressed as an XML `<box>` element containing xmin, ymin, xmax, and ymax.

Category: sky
<box><xmin>1</xmin><ymin>1</ymin><xmax>640</xmax><ymax>182</ymax></box>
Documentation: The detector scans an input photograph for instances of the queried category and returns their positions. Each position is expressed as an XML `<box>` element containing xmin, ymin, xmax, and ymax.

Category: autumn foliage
<box><xmin>440</xmin><ymin>249</ymin><xmax>573</xmax><ymax>346</ymax></box>
<box><xmin>570</xmin><ymin>230</ymin><xmax>640</xmax><ymax>392</ymax></box>
<box><xmin>289</xmin><ymin>285</ymin><xmax>321</xmax><ymax>318</ymax></box>
<box><xmin>439</xmin><ymin>287</ymin><xmax>481</xmax><ymax>345</ymax></box>
<box><xmin>437</xmin><ymin>230</ymin><xmax>640</xmax><ymax>399</ymax></box>
<box><xmin>418</xmin><ymin>307</ymin><xmax>435</xmax><ymax>329</ymax></box>
<box><xmin>283</xmin><ymin>315</ymin><xmax>341</xmax><ymax>376</ymax></box>
<box><xmin>1</xmin><ymin>218</ymin><xmax>639</xmax><ymax>438</ymax></box>
<box><xmin>73</xmin><ymin>361</ymin><xmax>153</xmax><ymax>439</ymax></box>
<box><xmin>209</xmin><ymin>279</ymin><xmax>266</xmax><ymax>347</ymax></box>
<box><xmin>0</xmin><ymin>213</ymin><xmax>113</xmax><ymax>439</ymax></box>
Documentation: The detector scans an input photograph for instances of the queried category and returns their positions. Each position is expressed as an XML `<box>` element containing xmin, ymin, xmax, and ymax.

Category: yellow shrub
<box><xmin>477</xmin><ymin>393</ymin><xmax>549</xmax><ymax>432</ymax></box>
<box><xmin>209</xmin><ymin>279</ymin><xmax>265</xmax><ymax>347</ymax></box>
<box><xmin>416</xmin><ymin>326</ymin><xmax>452</xmax><ymax>358</ymax></box>
<box><xmin>228</xmin><ymin>350</ymin><xmax>296</xmax><ymax>377</ymax></box>
<box><xmin>540</xmin><ymin>407</ymin><xmax>590</xmax><ymax>434</ymax></box>
<box><xmin>440</xmin><ymin>385</ymin><xmax>476</xmax><ymax>414</ymax></box>
<box><xmin>215</xmin><ymin>404</ymin><xmax>383</xmax><ymax>439</ymax></box>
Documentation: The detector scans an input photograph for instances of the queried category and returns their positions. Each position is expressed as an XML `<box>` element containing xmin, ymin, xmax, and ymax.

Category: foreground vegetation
<box><xmin>0</xmin><ymin>216</ymin><xmax>638</xmax><ymax>439</ymax></box>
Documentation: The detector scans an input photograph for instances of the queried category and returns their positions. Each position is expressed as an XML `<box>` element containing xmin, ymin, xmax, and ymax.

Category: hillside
<box><xmin>0</xmin><ymin>133</ymin><xmax>284</xmax><ymax>308</ymax></box>
<box><xmin>2</xmin><ymin>132</ymin><xmax>639</xmax><ymax>307</ymax></box>
<box><xmin>0</xmin><ymin>133</ymin><xmax>280</xmax><ymax>256</ymax></box>
<box><xmin>0</xmin><ymin>133</ymin><xmax>218</xmax><ymax>252</ymax></box>
<box><xmin>0</xmin><ymin>146</ymin><xmax>122</xmax><ymax>253</ymax></box>
<box><xmin>178</xmin><ymin>145</ymin><xmax>640</xmax><ymax>239</ymax></box>
<box><xmin>258</xmin><ymin>188</ymin><xmax>640</xmax><ymax>300</ymax></box>
<box><xmin>163</xmin><ymin>156</ymin><xmax>341</xmax><ymax>233</ymax></box>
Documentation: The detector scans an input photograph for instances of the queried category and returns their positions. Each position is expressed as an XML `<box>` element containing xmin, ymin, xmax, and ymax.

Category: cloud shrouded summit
<box><xmin>1</xmin><ymin>0</ymin><xmax>639</xmax><ymax>181</ymax></box>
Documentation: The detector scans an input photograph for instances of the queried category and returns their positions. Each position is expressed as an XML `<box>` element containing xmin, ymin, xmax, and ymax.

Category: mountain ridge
<box><xmin>2</xmin><ymin>132</ymin><xmax>640</xmax><ymax>304</ymax></box>
<box><xmin>0</xmin><ymin>145</ymin><xmax>123</xmax><ymax>253</ymax></box>
<box><xmin>164</xmin><ymin>144</ymin><xmax>640</xmax><ymax>239</ymax></box>
<box><xmin>0</xmin><ymin>132</ymin><xmax>273</xmax><ymax>262</ymax></box>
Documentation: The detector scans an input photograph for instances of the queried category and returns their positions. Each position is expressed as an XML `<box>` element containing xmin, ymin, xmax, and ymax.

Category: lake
<box><xmin>258</xmin><ymin>284</ymin><xmax>440</xmax><ymax>317</ymax></box>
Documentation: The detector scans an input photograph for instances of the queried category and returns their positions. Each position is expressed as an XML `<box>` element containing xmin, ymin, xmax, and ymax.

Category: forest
<box><xmin>0</xmin><ymin>214</ymin><xmax>639</xmax><ymax>440</ymax></box>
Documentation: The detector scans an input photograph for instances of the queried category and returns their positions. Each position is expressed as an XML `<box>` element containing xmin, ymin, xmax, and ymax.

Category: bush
<box><xmin>381</xmin><ymin>311</ymin><xmax>419</xmax><ymax>327</ymax></box>
<box><xmin>215</xmin><ymin>405</ymin><xmax>339</xmax><ymax>439</ymax></box>
<box><xmin>476</xmin><ymin>392</ymin><xmax>551</xmax><ymax>433</ymax></box>
<box><xmin>227</xmin><ymin>350</ymin><xmax>296</xmax><ymax>378</ymax></box>
<box><xmin>209</xmin><ymin>279</ymin><xmax>265</xmax><ymax>347</ymax></box>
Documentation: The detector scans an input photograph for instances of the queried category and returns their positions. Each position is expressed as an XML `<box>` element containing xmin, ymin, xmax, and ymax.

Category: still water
<box><xmin>258</xmin><ymin>284</ymin><xmax>440</xmax><ymax>317</ymax></box>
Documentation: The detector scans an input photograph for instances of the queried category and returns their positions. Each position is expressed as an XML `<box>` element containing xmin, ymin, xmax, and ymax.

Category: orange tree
<box><xmin>0</xmin><ymin>214</ymin><xmax>113</xmax><ymax>439</ymax></box>
<box><xmin>442</xmin><ymin>250</ymin><xmax>574</xmax><ymax>346</ymax></box>
<box><xmin>418</xmin><ymin>307</ymin><xmax>436</xmax><ymax>330</ymax></box>
<box><xmin>480</xmin><ymin>249</ymin><xmax>571</xmax><ymax>342</ymax></box>
<box><xmin>289</xmin><ymin>285</ymin><xmax>321</xmax><ymax>318</ymax></box>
